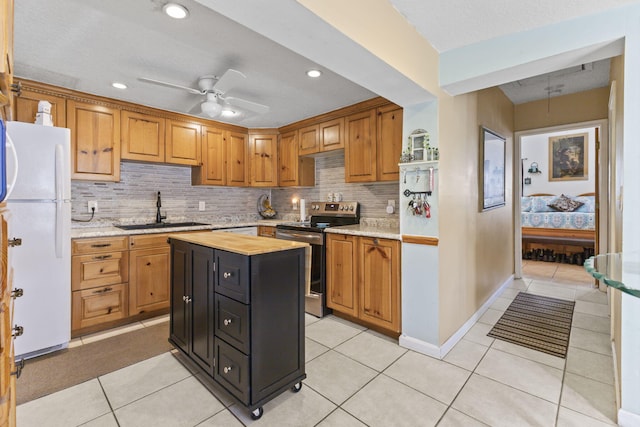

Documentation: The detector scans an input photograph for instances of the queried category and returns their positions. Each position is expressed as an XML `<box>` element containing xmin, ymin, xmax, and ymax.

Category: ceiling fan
<box><xmin>138</xmin><ymin>69</ymin><xmax>269</xmax><ymax>119</ymax></box>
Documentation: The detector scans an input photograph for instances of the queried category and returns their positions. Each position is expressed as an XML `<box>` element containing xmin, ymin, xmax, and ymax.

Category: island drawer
<box><xmin>215</xmin><ymin>251</ymin><xmax>249</xmax><ymax>303</ymax></box>
<box><xmin>214</xmin><ymin>338</ymin><xmax>249</xmax><ymax>404</ymax></box>
<box><xmin>215</xmin><ymin>294</ymin><xmax>249</xmax><ymax>354</ymax></box>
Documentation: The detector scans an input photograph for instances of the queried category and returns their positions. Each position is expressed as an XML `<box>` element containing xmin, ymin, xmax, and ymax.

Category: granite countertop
<box><xmin>168</xmin><ymin>231</ymin><xmax>308</xmax><ymax>256</ymax></box>
<box><xmin>325</xmin><ymin>224</ymin><xmax>401</xmax><ymax>240</ymax></box>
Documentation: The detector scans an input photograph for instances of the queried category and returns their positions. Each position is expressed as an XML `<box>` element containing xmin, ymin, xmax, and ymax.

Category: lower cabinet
<box><xmin>326</xmin><ymin>234</ymin><xmax>401</xmax><ymax>334</ymax></box>
<box><xmin>257</xmin><ymin>225</ymin><xmax>276</xmax><ymax>238</ymax></box>
<box><xmin>169</xmin><ymin>238</ymin><xmax>306</xmax><ymax>418</ymax></box>
<box><xmin>129</xmin><ymin>234</ymin><xmax>171</xmax><ymax>316</ymax></box>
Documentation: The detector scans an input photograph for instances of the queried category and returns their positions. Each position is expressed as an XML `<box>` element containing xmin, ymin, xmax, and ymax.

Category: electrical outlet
<box><xmin>388</xmin><ymin>200</ymin><xmax>396</xmax><ymax>208</ymax></box>
<box><xmin>88</xmin><ymin>200</ymin><xmax>98</xmax><ymax>213</ymax></box>
<box><xmin>198</xmin><ymin>201</ymin><xmax>206</xmax><ymax>211</ymax></box>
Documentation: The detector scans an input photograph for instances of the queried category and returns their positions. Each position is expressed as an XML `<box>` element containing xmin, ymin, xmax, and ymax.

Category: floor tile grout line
<box><xmin>95</xmin><ymin>377</ymin><xmax>121</xmax><ymax>427</ymax></box>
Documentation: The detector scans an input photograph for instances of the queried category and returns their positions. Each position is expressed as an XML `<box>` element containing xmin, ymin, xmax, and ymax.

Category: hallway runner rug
<box><xmin>487</xmin><ymin>292</ymin><xmax>575</xmax><ymax>358</ymax></box>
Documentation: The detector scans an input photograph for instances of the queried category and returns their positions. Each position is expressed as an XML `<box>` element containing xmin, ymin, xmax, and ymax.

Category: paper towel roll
<box><xmin>300</xmin><ymin>199</ymin><xmax>306</xmax><ymax>222</ymax></box>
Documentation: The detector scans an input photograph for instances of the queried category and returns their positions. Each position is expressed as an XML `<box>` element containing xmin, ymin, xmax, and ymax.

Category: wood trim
<box><xmin>578</xmin><ymin>192</ymin><xmax>595</xmax><ymax>196</ymax></box>
<box><xmin>401</xmin><ymin>235</ymin><xmax>439</xmax><ymax>246</ymax></box>
<box><xmin>528</xmin><ymin>193</ymin><xmax>555</xmax><ymax>196</ymax></box>
<box><xmin>521</xmin><ymin>226</ymin><xmax>595</xmax><ymax>241</ymax></box>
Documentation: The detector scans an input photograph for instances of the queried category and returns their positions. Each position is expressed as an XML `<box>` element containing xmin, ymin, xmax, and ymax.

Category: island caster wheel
<box><xmin>251</xmin><ymin>407</ymin><xmax>263</xmax><ymax>420</ymax></box>
<box><xmin>291</xmin><ymin>382</ymin><xmax>302</xmax><ymax>393</ymax></box>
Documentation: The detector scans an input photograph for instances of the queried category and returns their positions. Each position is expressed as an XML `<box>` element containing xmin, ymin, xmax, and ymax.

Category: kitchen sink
<box><xmin>114</xmin><ymin>221</ymin><xmax>210</xmax><ymax>230</ymax></box>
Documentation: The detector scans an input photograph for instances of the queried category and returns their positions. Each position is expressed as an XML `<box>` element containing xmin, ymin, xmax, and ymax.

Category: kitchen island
<box><xmin>167</xmin><ymin>231</ymin><xmax>308</xmax><ymax>420</ymax></box>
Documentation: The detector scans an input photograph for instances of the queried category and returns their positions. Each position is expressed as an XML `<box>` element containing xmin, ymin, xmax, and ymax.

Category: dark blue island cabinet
<box><xmin>168</xmin><ymin>232</ymin><xmax>307</xmax><ymax>420</ymax></box>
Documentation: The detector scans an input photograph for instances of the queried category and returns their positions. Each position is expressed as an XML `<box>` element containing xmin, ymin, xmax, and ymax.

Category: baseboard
<box><xmin>399</xmin><ymin>274</ymin><xmax>515</xmax><ymax>359</ymax></box>
<box><xmin>618</xmin><ymin>408</ymin><xmax>640</xmax><ymax>427</ymax></box>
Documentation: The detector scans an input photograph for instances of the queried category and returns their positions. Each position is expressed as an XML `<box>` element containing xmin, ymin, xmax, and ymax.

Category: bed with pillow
<box><xmin>521</xmin><ymin>193</ymin><xmax>595</xmax><ymax>248</ymax></box>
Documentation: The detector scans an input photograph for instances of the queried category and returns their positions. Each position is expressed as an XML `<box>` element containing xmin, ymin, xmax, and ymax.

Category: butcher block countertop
<box><xmin>168</xmin><ymin>231</ymin><xmax>309</xmax><ymax>256</ymax></box>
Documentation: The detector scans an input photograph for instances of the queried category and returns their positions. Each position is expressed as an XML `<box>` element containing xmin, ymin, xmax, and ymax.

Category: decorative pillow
<box><xmin>530</xmin><ymin>196</ymin><xmax>557</xmax><ymax>212</ymax></box>
<box><xmin>548</xmin><ymin>194</ymin><xmax>584</xmax><ymax>212</ymax></box>
<box><xmin>521</xmin><ymin>196</ymin><xmax>532</xmax><ymax>212</ymax></box>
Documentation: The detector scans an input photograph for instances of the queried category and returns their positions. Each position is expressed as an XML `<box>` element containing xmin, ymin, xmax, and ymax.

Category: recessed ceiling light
<box><xmin>112</xmin><ymin>82</ymin><xmax>127</xmax><ymax>89</ymax></box>
<box><xmin>163</xmin><ymin>3</ymin><xmax>189</xmax><ymax>19</ymax></box>
<box><xmin>306</xmin><ymin>69</ymin><xmax>322</xmax><ymax>78</ymax></box>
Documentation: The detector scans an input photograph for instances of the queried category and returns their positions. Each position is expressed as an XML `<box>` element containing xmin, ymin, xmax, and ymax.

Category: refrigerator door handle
<box><xmin>54</xmin><ymin>144</ymin><xmax>66</xmax><ymax>201</ymax></box>
<box><xmin>55</xmin><ymin>200</ymin><xmax>63</xmax><ymax>258</ymax></box>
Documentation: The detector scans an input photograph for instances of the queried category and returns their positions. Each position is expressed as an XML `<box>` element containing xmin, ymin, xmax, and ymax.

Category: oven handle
<box><xmin>275</xmin><ymin>229</ymin><xmax>323</xmax><ymax>245</ymax></box>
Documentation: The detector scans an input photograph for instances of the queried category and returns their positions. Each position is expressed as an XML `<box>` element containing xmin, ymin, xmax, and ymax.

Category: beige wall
<box><xmin>438</xmin><ymin>88</ymin><xmax>515</xmax><ymax>344</ymax></box>
<box><xmin>514</xmin><ymin>87</ymin><xmax>610</xmax><ymax>131</ymax></box>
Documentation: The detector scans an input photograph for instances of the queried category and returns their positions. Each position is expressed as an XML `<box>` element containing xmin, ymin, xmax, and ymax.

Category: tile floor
<box><xmin>18</xmin><ymin>261</ymin><xmax>616</xmax><ymax>426</ymax></box>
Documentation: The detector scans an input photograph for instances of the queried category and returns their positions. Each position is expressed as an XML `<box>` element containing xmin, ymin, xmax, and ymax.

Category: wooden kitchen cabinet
<box><xmin>193</xmin><ymin>127</ymin><xmax>248</xmax><ymax>187</ymax></box>
<box><xmin>345</xmin><ymin>104</ymin><xmax>402</xmax><ymax>183</ymax></box>
<box><xmin>227</xmin><ymin>131</ymin><xmax>248</xmax><ymax>186</ymax></box>
<box><xmin>165</xmin><ymin>119</ymin><xmax>201</xmax><ymax>166</ymax></box>
<box><xmin>278</xmin><ymin>130</ymin><xmax>314</xmax><ymax>187</ymax></box>
<box><xmin>71</xmin><ymin>236</ymin><xmax>129</xmax><ymax>333</ymax></box>
<box><xmin>66</xmin><ymin>99</ymin><xmax>121</xmax><ymax>181</ymax></box>
<box><xmin>121</xmin><ymin>110</ymin><xmax>166</xmax><ymax>163</ymax></box>
<box><xmin>249</xmin><ymin>133</ymin><xmax>278</xmax><ymax>187</ymax></box>
<box><xmin>129</xmin><ymin>234</ymin><xmax>170</xmax><ymax>316</ymax></box>
<box><xmin>326</xmin><ymin>233</ymin><xmax>401</xmax><ymax>334</ymax></box>
<box><xmin>297</xmin><ymin>118</ymin><xmax>344</xmax><ymax>156</ymax></box>
<box><xmin>257</xmin><ymin>226</ymin><xmax>276</xmax><ymax>238</ymax></box>
<box><xmin>13</xmin><ymin>88</ymin><xmax>66</xmax><ymax>127</ymax></box>
<box><xmin>0</xmin><ymin>0</ymin><xmax>14</xmax><ymax>121</ymax></box>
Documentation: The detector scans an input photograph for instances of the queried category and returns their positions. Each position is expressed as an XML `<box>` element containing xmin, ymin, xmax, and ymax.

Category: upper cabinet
<box><xmin>249</xmin><ymin>133</ymin><xmax>278</xmax><ymax>187</ymax></box>
<box><xmin>279</xmin><ymin>130</ymin><xmax>314</xmax><ymax>187</ymax></box>
<box><xmin>121</xmin><ymin>110</ymin><xmax>166</xmax><ymax>163</ymax></box>
<box><xmin>165</xmin><ymin>119</ymin><xmax>201</xmax><ymax>166</ymax></box>
<box><xmin>67</xmin><ymin>99</ymin><xmax>121</xmax><ymax>182</ymax></box>
<box><xmin>193</xmin><ymin>127</ymin><xmax>248</xmax><ymax>187</ymax></box>
<box><xmin>14</xmin><ymin>88</ymin><xmax>66</xmax><ymax>126</ymax></box>
<box><xmin>345</xmin><ymin>104</ymin><xmax>402</xmax><ymax>183</ymax></box>
<box><xmin>0</xmin><ymin>0</ymin><xmax>14</xmax><ymax>120</ymax></box>
<box><xmin>227</xmin><ymin>131</ymin><xmax>248</xmax><ymax>186</ymax></box>
<box><xmin>298</xmin><ymin>117</ymin><xmax>344</xmax><ymax>156</ymax></box>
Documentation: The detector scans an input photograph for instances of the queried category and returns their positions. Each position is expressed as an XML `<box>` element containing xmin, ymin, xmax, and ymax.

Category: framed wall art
<box><xmin>549</xmin><ymin>133</ymin><xmax>588</xmax><ymax>181</ymax></box>
<box><xmin>480</xmin><ymin>126</ymin><xmax>506</xmax><ymax>211</ymax></box>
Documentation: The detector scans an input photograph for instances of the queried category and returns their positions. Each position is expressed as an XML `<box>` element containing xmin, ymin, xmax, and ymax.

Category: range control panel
<box><xmin>309</xmin><ymin>201</ymin><xmax>359</xmax><ymax>216</ymax></box>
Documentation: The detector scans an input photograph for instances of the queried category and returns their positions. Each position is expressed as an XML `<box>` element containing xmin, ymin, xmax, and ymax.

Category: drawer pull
<box><xmin>91</xmin><ymin>243</ymin><xmax>112</xmax><ymax>248</ymax></box>
<box><xmin>8</xmin><ymin>238</ymin><xmax>22</xmax><ymax>247</ymax></box>
<box><xmin>223</xmin><ymin>366</ymin><xmax>233</xmax><ymax>374</ymax></box>
<box><xmin>223</xmin><ymin>318</ymin><xmax>233</xmax><ymax>326</ymax></box>
<box><xmin>93</xmin><ymin>255</ymin><xmax>113</xmax><ymax>260</ymax></box>
<box><xmin>12</xmin><ymin>325</ymin><xmax>24</xmax><ymax>338</ymax></box>
<box><xmin>12</xmin><ymin>288</ymin><xmax>24</xmax><ymax>299</ymax></box>
<box><xmin>223</xmin><ymin>272</ymin><xmax>232</xmax><ymax>279</ymax></box>
<box><xmin>11</xmin><ymin>359</ymin><xmax>25</xmax><ymax>379</ymax></box>
<box><xmin>93</xmin><ymin>287</ymin><xmax>113</xmax><ymax>294</ymax></box>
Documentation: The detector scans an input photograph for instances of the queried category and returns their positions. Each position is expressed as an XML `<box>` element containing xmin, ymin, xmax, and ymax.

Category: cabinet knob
<box><xmin>223</xmin><ymin>318</ymin><xmax>232</xmax><ymax>326</ymax></box>
<box><xmin>183</xmin><ymin>296</ymin><xmax>192</xmax><ymax>303</ymax></box>
<box><xmin>223</xmin><ymin>272</ymin><xmax>232</xmax><ymax>279</ymax></box>
<box><xmin>12</xmin><ymin>288</ymin><xmax>24</xmax><ymax>299</ymax></box>
<box><xmin>223</xmin><ymin>366</ymin><xmax>233</xmax><ymax>374</ymax></box>
<box><xmin>12</xmin><ymin>325</ymin><xmax>24</xmax><ymax>338</ymax></box>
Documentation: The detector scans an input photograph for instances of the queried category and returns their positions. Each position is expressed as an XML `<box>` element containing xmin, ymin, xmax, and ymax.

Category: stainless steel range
<box><xmin>275</xmin><ymin>201</ymin><xmax>360</xmax><ymax>317</ymax></box>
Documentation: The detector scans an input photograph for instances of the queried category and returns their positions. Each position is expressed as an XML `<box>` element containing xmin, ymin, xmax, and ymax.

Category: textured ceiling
<box><xmin>13</xmin><ymin>0</ymin><xmax>638</xmax><ymax>125</ymax></box>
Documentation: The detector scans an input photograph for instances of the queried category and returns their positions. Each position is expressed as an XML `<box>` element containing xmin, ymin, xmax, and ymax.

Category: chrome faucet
<box><xmin>156</xmin><ymin>191</ymin><xmax>166</xmax><ymax>223</ymax></box>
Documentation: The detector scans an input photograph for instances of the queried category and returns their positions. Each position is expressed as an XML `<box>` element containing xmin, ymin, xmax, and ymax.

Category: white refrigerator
<box><xmin>5</xmin><ymin>121</ymin><xmax>71</xmax><ymax>359</ymax></box>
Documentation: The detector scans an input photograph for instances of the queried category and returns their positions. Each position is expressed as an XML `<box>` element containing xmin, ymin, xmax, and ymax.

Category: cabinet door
<box><xmin>170</xmin><ymin>240</ymin><xmax>189</xmax><ymax>354</ymax></box>
<box><xmin>326</xmin><ymin>234</ymin><xmax>358</xmax><ymax>317</ymax></box>
<box><xmin>67</xmin><ymin>100</ymin><xmax>121</xmax><ymax>181</ymax></box>
<box><xmin>279</xmin><ymin>130</ymin><xmax>314</xmax><ymax>187</ymax></box>
<box><xmin>166</xmin><ymin>120</ymin><xmax>201</xmax><ymax>166</ymax></box>
<box><xmin>121</xmin><ymin>110</ymin><xmax>165</xmax><ymax>163</ymax></box>
<box><xmin>249</xmin><ymin>134</ymin><xmax>278</xmax><ymax>187</ymax></box>
<box><xmin>194</xmin><ymin>126</ymin><xmax>226</xmax><ymax>185</ymax></box>
<box><xmin>298</xmin><ymin>124</ymin><xmax>319</xmax><ymax>156</ymax></box>
<box><xmin>377</xmin><ymin>105</ymin><xmax>403</xmax><ymax>181</ymax></box>
<box><xmin>129</xmin><ymin>246</ymin><xmax>170</xmax><ymax>316</ymax></box>
<box><xmin>345</xmin><ymin>109</ymin><xmax>377</xmax><ymax>182</ymax></box>
<box><xmin>258</xmin><ymin>226</ymin><xmax>276</xmax><ymax>238</ymax></box>
<box><xmin>320</xmin><ymin>117</ymin><xmax>344</xmax><ymax>152</ymax></box>
<box><xmin>71</xmin><ymin>283</ymin><xmax>128</xmax><ymax>330</ymax></box>
<box><xmin>359</xmin><ymin>237</ymin><xmax>400</xmax><ymax>332</ymax></box>
<box><xmin>13</xmin><ymin>88</ymin><xmax>66</xmax><ymax>127</ymax></box>
<box><xmin>227</xmin><ymin>131</ymin><xmax>247</xmax><ymax>187</ymax></box>
<box><xmin>190</xmin><ymin>243</ymin><xmax>215</xmax><ymax>374</ymax></box>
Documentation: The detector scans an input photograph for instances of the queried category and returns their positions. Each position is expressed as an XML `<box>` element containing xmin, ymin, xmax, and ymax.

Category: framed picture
<box><xmin>549</xmin><ymin>133</ymin><xmax>588</xmax><ymax>181</ymax></box>
<box><xmin>409</xmin><ymin>132</ymin><xmax>429</xmax><ymax>161</ymax></box>
<box><xmin>480</xmin><ymin>126</ymin><xmax>506</xmax><ymax>211</ymax></box>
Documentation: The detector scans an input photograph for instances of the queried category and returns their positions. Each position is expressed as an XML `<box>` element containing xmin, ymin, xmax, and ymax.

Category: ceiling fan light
<box><xmin>163</xmin><ymin>3</ymin><xmax>189</xmax><ymax>19</ymax></box>
<box><xmin>221</xmin><ymin>109</ymin><xmax>238</xmax><ymax>118</ymax></box>
<box><xmin>306</xmin><ymin>69</ymin><xmax>322</xmax><ymax>78</ymax></box>
<box><xmin>201</xmin><ymin>100</ymin><xmax>222</xmax><ymax>117</ymax></box>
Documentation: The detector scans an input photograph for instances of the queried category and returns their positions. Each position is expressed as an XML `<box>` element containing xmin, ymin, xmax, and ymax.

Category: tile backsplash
<box><xmin>71</xmin><ymin>153</ymin><xmax>399</xmax><ymax>226</ymax></box>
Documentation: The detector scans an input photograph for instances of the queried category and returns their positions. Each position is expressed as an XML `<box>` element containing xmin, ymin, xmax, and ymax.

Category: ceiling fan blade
<box><xmin>187</xmin><ymin>100</ymin><xmax>203</xmax><ymax>115</ymax></box>
<box><xmin>138</xmin><ymin>77</ymin><xmax>203</xmax><ymax>95</ymax></box>
<box><xmin>225</xmin><ymin>96</ymin><xmax>269</xmax><ymax>115</ymax></box>
<box><xmin>213</xmin><ymin>69</ymin><xmax>246</xmax><ymax>94</ymax></box>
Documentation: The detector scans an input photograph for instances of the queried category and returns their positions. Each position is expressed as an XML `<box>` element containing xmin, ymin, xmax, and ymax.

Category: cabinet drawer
<box><xmin>72</xmin><ymin>251</ymin><xmax>128</xmax><ymax>291</ymax></box>
<box><xmin>215</xmin><ymin>294</ymin><xmax>249</xmax><ymax>354</ymax></box>
<box><xmin>215</xmin><ymin>251</ymin><xmax>249</xmax><ymax>303</ymax></box>
<box><xmin>72</xmin><ymin>236</ymin><xmax>129</xmax><ymax>255</ymax></box>
<box><xmin>214</xmin><ymin>338</ymin><xmax>249</xmax><ymax>404</ymax></box>
<box><xmin>71</xmin><ymin>283</ymin><xmax>127</xmax><ymax>330</ymax></box>
<box><xmin>129</xmin><ymin>233</ymin><xmax>170</xmax><ymax>250</ymax></box>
